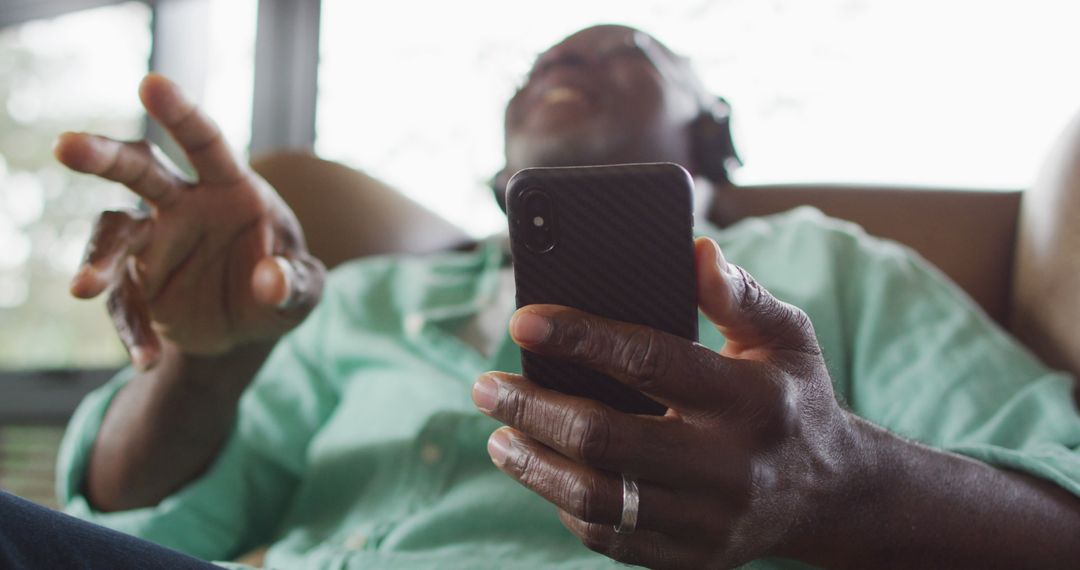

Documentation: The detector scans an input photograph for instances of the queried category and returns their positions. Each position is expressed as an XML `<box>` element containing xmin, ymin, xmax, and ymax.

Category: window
<box><xmin>0</xmin><ymin>1</ymin><xmax>149</xmax><ymax>509</ymax></box>
<box><xmin>0</xmin><ymin>2</ymin><xmax>151</xmax><ymax>370</ymax></box>
<box><xmin>0</xmin><ymin>0</ymin><xmax>257</xmax><ymax>508</ymax></box>
<box><xmin>317</xmin><ymin>0</ymin><xmax>1080</xmax><ymax>237</ymax></box>
<box><xmin>155</xmin><ymin>0</ymin><xmax>257</xmax><ymax>157</ymax></box>
<box><xmin>0</xmin><ymin>426</ymin><xmax>64</xmax><ymax>508</ymax></box>
<box><xmin>2</xmin><ymin>0</ymin><xmax>1076</xmax><ymax>510</ymax></box>
<box><xmin>0</xmin><ymin>0</ymin><xmax>257</xmax><ymax>372</ymax></box>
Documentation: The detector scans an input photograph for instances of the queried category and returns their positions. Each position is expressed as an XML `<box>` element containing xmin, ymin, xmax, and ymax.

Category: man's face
<box><xmin>503</xmin><ymin>25</ymin><xmax>701</xmax><ymax>174</ymax></box>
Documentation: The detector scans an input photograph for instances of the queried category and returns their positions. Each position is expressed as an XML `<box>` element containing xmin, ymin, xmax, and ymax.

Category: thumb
<box><xmin>695</xmin><ymin>237</ymin><xmax>820</xmax><ymax>359</ymax></box>
<box><xmin>252</xmin><ymin>254</ymin><xmax>326</xmax><ymax>321</ymax></box>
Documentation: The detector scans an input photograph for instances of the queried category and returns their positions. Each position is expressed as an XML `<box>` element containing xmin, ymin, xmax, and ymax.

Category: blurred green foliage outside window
<box><xmin>0</xmin><ymin>3</ymin><xmax>150</xmax><ymax>370</ymax></box>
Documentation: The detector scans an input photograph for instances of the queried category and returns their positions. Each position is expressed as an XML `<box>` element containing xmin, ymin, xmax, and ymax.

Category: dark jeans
<box><xmin>0</xmin><ymin>491</ymin><xmax>218</xmax><ymax>569</ymax></box>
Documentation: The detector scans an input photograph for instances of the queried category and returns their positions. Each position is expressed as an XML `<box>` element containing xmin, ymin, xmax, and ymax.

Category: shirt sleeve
<box><xmin>837</xmin><ymin>224</ymin><xmax>1080</xmax><ymax>497</ymax></box>
<box><xmin>55</xmin><ymin>298</ymin><xmax>340</xmax><ymax>562</ymax></box>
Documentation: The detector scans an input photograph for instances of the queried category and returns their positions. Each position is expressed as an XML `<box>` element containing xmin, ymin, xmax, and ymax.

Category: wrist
<box><xmin>771</xmin><ymin>413</ymin><xmax>1080</xmax><ymax>568</ymax></box>
<box><xmin>778</xmin><ymin>411</ymin><xmax>892</xmax><ymax>567</ymax></box>
<box><xmin>160</xmin><ymin>338</ymin><xmax>277</xmax><ymax>398</ymax></box>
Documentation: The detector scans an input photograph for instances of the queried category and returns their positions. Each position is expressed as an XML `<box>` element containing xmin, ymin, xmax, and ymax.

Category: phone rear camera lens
<box><xmin>520</xmin><ymin>188</ymin><xmax>557</xmax><ymax>253</ymax></box>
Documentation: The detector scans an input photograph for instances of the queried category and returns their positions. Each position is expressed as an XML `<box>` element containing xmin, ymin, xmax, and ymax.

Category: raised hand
<box><xmin>55</xmin><ymin>74</ymin><xmax>325</xmax><ymax>370</ymax></box>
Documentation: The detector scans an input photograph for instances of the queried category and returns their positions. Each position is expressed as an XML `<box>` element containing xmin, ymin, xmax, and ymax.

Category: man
<box><xmin>32</xmin><ymin>25</ymin><xmax>1080</xmax><ymax>568</ymax></box>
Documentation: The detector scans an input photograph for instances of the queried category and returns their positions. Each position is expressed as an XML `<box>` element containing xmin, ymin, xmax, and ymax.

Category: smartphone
<box><xmin>506</xmin><ymin>163</ymin><xmax>698</xmax><ymax>416</ymax></box>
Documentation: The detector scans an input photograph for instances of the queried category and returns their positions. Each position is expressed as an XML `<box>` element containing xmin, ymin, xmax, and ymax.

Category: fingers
<box><xmin>54</xmin><ymin>132</ymin><xmax>183</xmax><ymax>207</ymax></box>
<box><xmin>138</xmin><ymin>73</ymin><xmax>244</xmax><ymax>185</ymax></box>
<box><xmin>487</xmin><ymin>427</ymin><xmax>723</xmax><ymax>542</ymax></box>
<box><xmin>106</xmin><ymin>267</ymin><xmax>161</xmax><ymax>370</ymax></box>
<box><xmin>509</xmin><ymin>305</ymin><xmax>750</xmax><ymax>410</ymax></box>
<box><xmin>695</xmin><ymin>237</ymin><xmax>821</xmax><ymax>359</ymax></box>
<box><xmin>71</xmin><ymin>210</ymin><xmax>153</xmax><ymax>299</ymax></box>
<box><xmin>73</xmin><ymin>211</ymin><xmax>162</xmax><ymax>368</ymax></box>
<box><xmin>558</xmin><ymin>510</ymin><xmax>711</xmax><ymax>569</ymax></box>
<box><xmin>251</xmin><ymin>253</ymin><xmax>326</xmax><ymax>321</ymax></box>
<box><xmin>474</xmin><ymin>372</ymin><xmax>740</xmax><ymax>486</ymax></box>
<box><xmin>54</xmin><ymin>74</ymin><xmax>246</xmax><ymax>201</ymax></box>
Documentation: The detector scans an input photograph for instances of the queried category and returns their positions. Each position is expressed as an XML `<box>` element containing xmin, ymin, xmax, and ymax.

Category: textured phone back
<box><xmin>506</xmin><ymin>163</ymin><xmax>698</xmax><ymax>416</ymax></box>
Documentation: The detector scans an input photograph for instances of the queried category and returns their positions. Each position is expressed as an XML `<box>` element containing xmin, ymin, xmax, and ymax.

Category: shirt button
<box><xmin>404</xmin><ymin>313</ymin><xmax>425</xmax><ymax>337</ymax></box>
<box><xmin>420</xmin><ymin>442</ymin><xmax>442</xmax><ymax>464</ymax></box>
<box><xmin>343</xmin><ymin>530</ymin><xmax>368</xmax><ymax>550</ymax></box>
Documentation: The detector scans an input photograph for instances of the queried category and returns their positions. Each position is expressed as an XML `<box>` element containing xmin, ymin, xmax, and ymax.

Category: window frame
<box><xmin>0</xmin><ymin>0</ymin><xmax>154</xmax><ymax>422</ymax></box>
<box><xmin>0</xmin><ymin>0</ymin><xmax>323</xmax><ymax>423</ymax></box>
<box><xmin>0</xmin><ymin>0</ymin><xmax>133</xmax><ymax>29</ymax></box>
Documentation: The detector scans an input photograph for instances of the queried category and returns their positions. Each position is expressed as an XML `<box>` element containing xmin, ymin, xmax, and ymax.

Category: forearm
<box><xmin>798</xmin><ymin>414</ymin><xmax>1080</xmax><ymax>569</ymax></box>
<box><xmin>85</xmin><ymin>339</ymin><xmax>276</xmax><ymax>512</ymax></box>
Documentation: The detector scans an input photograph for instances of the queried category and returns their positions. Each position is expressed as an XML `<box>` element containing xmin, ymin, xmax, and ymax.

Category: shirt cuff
<box><xmin>56</xmin><ymin>367</ymin><xmax>134</xmax><ymax>510</ymax></box>
<box><xmin>54</xmin><ymin>367</ymin><xmax>253</xmax><ymax>562</ymax></box>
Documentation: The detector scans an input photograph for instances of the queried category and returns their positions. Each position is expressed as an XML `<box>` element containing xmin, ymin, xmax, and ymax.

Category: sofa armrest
<box><xmin>1011</xmin><ymin>109</ymin><xmax>1080</xmax><ymax>380</ymax></box>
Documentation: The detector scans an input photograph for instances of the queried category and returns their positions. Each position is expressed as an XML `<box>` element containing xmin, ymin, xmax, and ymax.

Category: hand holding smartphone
<box><xmin>506</xmin><ymin>163</ymin><xmax>698</xmax><ymax>416</ymax></box>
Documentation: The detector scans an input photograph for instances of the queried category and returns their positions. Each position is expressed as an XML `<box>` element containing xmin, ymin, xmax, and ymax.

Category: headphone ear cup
<box><xmin>692</xmin><ymin>97</ymin><xmax>741</xmax><ymax>185</ymax></box>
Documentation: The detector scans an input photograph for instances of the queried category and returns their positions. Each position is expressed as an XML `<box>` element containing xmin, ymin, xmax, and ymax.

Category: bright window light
<box><xmin>318</xmin><ymin>0</ymin><xmax>1080</xmax><ymax>237</ymax></box>
<box><xmin>0</xmin><ymin>2</ymin><xmax>150</xmax><ymax>369</ymax></box>
<box><xmin>202</xmin><ymin>0</ymin><xmax>256</xmax><ymax>154</ymax></box>
<box><xmin>0</xmin><ymin>0</ymin><xmax>257</xmax><ymax>371</ymax></box>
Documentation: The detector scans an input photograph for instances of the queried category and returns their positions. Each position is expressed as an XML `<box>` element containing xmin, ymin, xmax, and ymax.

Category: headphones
<box><xmin>691</xmin><ymin>96</ymin><xmax>741</xmax><ymax>186</ymax></box>
<box><xmin>490</xmin><ymin>96</ymin><xmax>742</xmax><ymax>211</ymax></box>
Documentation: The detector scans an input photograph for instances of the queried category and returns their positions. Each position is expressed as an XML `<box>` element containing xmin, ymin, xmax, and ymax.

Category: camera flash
<box><xmin>533</xmin><ymin>216</ymin><xmax>545</xmax><ymax>227</ymax></box>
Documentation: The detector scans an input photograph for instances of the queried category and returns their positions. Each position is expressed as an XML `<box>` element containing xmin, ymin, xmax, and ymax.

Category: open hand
<box><xmin>474</xmin><ymin>237</ymin><xmax>858</xmax><ymax>568</ymax></box>
<box><xmin>55</xmin><ymin>74</ymin><xmax>325</xmax><ymax>369</ymax></box>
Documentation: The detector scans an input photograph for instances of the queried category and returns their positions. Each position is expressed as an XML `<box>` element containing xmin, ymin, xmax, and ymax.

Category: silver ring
<box><xmin>273</xmin><ymin>256</ymin><xmax>301</xmax><ymax>310</ymax></box>
<box><xmin>614</xmin><ymin>473</ymin><xmax>639</xmax><ymax>535</ymax></box>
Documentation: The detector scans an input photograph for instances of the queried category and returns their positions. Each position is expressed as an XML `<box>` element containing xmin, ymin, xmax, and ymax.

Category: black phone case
<box><xmin>506</xmin><ymin>163</ymin><xmax>698</xmax><ymax>416</ymax></box>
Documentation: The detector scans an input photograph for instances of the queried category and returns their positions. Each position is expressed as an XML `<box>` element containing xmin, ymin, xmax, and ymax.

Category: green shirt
<box><xmin>57</xmin><ymin>207</ymin><xmax>1080</xmax><ymax>569</ymax></box>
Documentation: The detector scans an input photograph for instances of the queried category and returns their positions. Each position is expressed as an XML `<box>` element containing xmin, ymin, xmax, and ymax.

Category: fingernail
<box><xmin>52</xmin><ymin>132</ymin><xmax>71</xmax><ymax>154</ymax></box>
<box><xmin>131</xmin><ymin>259</ymin><xmax>149</xmax><ymax>285</ymax></box>
<box><xmin>472</xmin><ymin>374</ymin><xmax>501</xmax><ymax>413</ymax></box>
<box><xmin>488</xmin><ymin>428</ymin><xmax>515</xmax><ymax>466</ymax></box>
<box><xmin>69</xmin><ymin>265</ymin><xmax>95</xmax><ymax>294</ymax></box>
<box><xmin>130</xmin><ymin>347</ymin><xmax>149</xmax><ymax>370</ymax></box>
<box><xmin>145</xmin><ymin>72</ymin><xmax>183</xmax><ymax>98</ymax></box>
<box><xmin>131</xmin><ymin>345</ymin><xmax>162</xmax><ymax>371</ymax></box>
<box><xmin>510</xmin><ymin>311</ymin><xmax>551</xmax><ymax>344</ymax></box>
<box><xmin>88</xmin><ymin>134</ymin><xmax>120</xmax><ymax>154</ymax></box>
<box><xmin>272</xmin><ymin>257</ymin><xmax>298</xmax><ymax>309</ymax></box>
<box><xmin>711</xmin><ymin>238</ymin><xmax>736</xmax><ymax>276</ymax></box>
